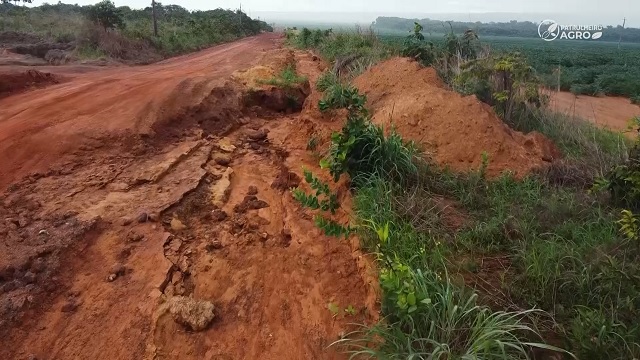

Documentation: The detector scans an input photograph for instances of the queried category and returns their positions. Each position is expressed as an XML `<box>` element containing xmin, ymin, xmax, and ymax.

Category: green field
<box><xmin>379</xmin><ymin>33</ymin><xmax>640</xmax><ymax>101</ymax></box>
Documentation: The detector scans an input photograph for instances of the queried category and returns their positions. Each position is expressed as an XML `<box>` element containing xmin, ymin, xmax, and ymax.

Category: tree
<box><xmin>1</xmin><ymin>0</ymin><xmax>32</xmax><ymax>5</ymax></box>
<box><xmin>87</xmin><ymin>0</ymin><xmax>124</xmax><ymax>30</ymax></box>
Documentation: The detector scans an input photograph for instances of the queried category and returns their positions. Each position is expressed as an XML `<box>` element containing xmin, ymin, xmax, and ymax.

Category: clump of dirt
<box><xmin>353</xmin><ymin>57</ymin><xmax>560</xmax><ymax>178</ymax></box>
<box><xmin>0</xmin><ymin>70</ymin><xmax>62</xmax><ymax>99</ymax></box>
<box><xmin>164</xmin><ymin>296</ymin><xmax>216</xmax><ymax>331</ymax></box>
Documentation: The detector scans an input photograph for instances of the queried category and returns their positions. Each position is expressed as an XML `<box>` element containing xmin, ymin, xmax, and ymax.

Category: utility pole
<box><xmin>152</xmin><ymin>0</ymin><xmax>159</xmax><ymax>37</ymax></box>
<box><xmin>618</xmin><ymin>17</ymin><xmax>625</xmax><ymax>51</ymax></box>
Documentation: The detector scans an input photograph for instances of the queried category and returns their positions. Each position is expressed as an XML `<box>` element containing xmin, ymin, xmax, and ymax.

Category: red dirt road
<box><xmin>0</xmin><ymin>37</ymin><xmax>377</xmax><ymax>360</ymax></box>
<box><xmin>548</xmin><ymin>90</ymin><xmax>640</xmax><ymax>132</ymax></box>
<box><xmin>0</xmin><ymin>33</ymin><xmax>280</xmax><ymax>192</ymax></box>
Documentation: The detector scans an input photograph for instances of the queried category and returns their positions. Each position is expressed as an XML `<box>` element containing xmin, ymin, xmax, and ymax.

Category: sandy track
<box><xmin>0</xmin><ymin>33</ymin><xmax>280</xmax><ymax>191</ymax></box>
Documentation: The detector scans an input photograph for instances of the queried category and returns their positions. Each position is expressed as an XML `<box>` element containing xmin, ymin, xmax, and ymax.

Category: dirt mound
<box><xmin>353</xmin><ymin>57</ymin><xmax>559</xmax><ymax>178</ymax></box>
<box><xmin>0</xmin><ymin>69</ymin><xmax>61</xmax><ymax>99</ymax></box>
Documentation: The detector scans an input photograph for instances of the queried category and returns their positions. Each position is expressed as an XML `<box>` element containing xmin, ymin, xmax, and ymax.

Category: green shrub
<box><xmin>87</xmin><ymin>0</ymin><xmax>124</xmax><ymax>30</ymax></box>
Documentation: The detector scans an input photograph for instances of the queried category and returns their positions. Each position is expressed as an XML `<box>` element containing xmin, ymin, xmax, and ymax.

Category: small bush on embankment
<box><xmin>0</xmin><ymin>1</ymin><xmax>272</xmax><ymax>63</ymax></box>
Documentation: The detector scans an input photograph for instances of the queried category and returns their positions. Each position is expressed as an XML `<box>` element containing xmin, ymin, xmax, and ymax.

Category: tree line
<box><xmin>373</xmin><ymin>17</ymin><xmax>640</xmax><ymax>43</ymax></box>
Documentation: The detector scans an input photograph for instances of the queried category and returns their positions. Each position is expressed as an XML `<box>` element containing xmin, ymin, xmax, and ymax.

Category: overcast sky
<box><xmin>51</xmin><ymin>1</ymin><xmax>638</xmax><ymax>26</ymax></box>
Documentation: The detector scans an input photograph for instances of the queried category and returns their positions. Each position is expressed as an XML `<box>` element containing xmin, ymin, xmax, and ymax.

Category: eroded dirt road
<box><xmin>0</xmin><ymin>34</ymin><xmax>377</xmax><ymax>359</ymax></box>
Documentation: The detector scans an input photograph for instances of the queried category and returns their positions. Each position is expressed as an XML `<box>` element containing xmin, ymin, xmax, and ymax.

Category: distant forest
<box><xmin>372</xmin><ymin>17</ymin><xmax>640</xmax><ymax>43</ymax></box>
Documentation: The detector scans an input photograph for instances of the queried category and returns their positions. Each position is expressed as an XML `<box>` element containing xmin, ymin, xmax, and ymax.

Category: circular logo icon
<box><xmin>538</xmin><ymin>19</ymin><xmax>559</xmax><ymax>41</ymax></box>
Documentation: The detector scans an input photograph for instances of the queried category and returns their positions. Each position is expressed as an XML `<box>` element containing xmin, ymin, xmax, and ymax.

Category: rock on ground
<box><xmin>167</xmin><ymin>296</ymin><xmax>215</xmax><ymax>331</ymax></box>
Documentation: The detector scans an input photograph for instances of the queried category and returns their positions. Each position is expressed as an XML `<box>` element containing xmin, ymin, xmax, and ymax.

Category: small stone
<box><xmin>247</xmin><ymin>186</ymin><xmax>258</xmax><ymax>195</ymax></box>
<box><xmin>27</xmin><ymin>354</ymin><xmax>38</xmax><ymax>360</ymax></box>
<box><xmin>214</xmin><ymin>154</ymin><xmax>232</xmax><ymax>166</ymax></box>
<box><xmin>23</xmin><ymin>271</ymin><xmax>37</xmax><ymax>284</ymax></box>
<box><xmin>120</xmin><ymin>217</ymin><xmax>133</xmax><ymax>226</ymax></box>
<box><xmin>148</xmin><ymin>212</ymin><xmax>160</xmax><ymax>222</ymax></box>
<box><xmin>0</xmin><ymin>282</ymin><xmax>14</xmax><ymax>293</ymax></box>
<box><xmin>170</xmin><ymin>218</ymin><xmax>187</xmax><ymax>231</ymax></box>
<box><xmin>38</xmin><ymin>229</ymin><xmax>49</xmax><ymax>236</ymax></box>
<box><xmin>31</xmin><ymin>258</ymin><xmax>46</xmax><ymax>273</ymax></box>
<box><xmin>136</xmin><ymin>212</ymin><xmax>149</xmax><ymax>223</ymax></box>
<box><xmin>61</xmin><ymin>300</ymin><xmax>79</xmax><ymax>313</ymax></box>
<box><xmin>127</xmin><ymin>231</ymin><xmax>144</xmax><ymax>242</ymax></box>
<box><xmin>207</xmin><ymin>240</ymin><xmax>223</xmax><ymax>250</ymax></box>
<box><xmin>110</xmin><ymin>263</ymin><xmax>125</xmax><ymax>276</ymax></box>
<box><xmin>12</xmin><ymin>279</ymin><xmax>24</xmax><ymax>289</ymax></box>
<box><xmin>17</xmin><ymin>216</ymin><xmax>29</xmax><ymax>228</ymax></box>
<box><xmin>245</xmin><ymin>129</ymin><xmax>267</xmax><ymax>142</ymax></box>
<box><xmin>107</xmin><ymin>274</ymin><xmax>118</xmax><ymax>282</ymax></box>
<box><xmin>250</xmin><ymin>143</ymin><xmax>260</xmax><ymax>150</ymax></box>
<box><xmin>211</xmin><ymin>209</ymin><xmax>227</xmax><ymax>222</ymax></box>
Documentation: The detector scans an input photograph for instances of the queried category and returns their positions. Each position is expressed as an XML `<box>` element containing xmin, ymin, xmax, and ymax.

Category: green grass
<box><xmin>257</xmin><ymin>65</ymin><xmax>308</xmax><ymax>89</ymax></box>
<box><xmin>291</xmin><ymin>26</ymin><xmax>640</xmax><ymax>359</ymax></box>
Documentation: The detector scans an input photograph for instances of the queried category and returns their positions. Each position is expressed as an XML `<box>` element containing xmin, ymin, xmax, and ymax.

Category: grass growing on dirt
<box><xmin>287</xmin><ymin>27</ymin><xmax>399</xmax><ymax>77</ymax></box>
<box><xmin>294</xmin><ymin>85</ymin><xmax>566</xmax><ymax>358</ymax></box>
<box><xmin>341</xmin><ymin>142</ymin><xmax>640</xmax><ymax>359</ymax></box>
<box><xmin>306</xmin><ymin>79</ymin><xmax>638</xmax><ymax>360</ymax></box>
<box><xmin>291</xmin><ymin>25</ymin><xmax>640</xmax><ymax>359</ymax></box>
<box><xmin>258</xmin><ymin>65</ymin><xmax>308</xmax><ymax>89</ymax></box>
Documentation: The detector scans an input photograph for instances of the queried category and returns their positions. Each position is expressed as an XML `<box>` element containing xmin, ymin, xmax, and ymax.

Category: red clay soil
<box><xmin>0</xmin><ymin>34</ymin><xmax>281</xmax><ymax>192</ymax></box>
<box><xmin>548</xmin><ymin>90</ymin><xmax>640</xmax><ymax>132</ymax></box>
<box><xmin>353</xmin><ymin>58</ymin><xmax>560</xmax><ymax>178</ymax></box>
<box><xmin>0</xmin><ymin>37</ymin><xmax>377</xmax><ymax>360</ymax></box>
<box><xmin>0</xmin><ymin>69</ymin><xmax>61</xmax><ymax>99</ymax></box>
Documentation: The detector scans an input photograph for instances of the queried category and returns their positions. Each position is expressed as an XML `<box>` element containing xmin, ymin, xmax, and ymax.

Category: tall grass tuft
<box><xmin>334</xmin><ymin>265</ymin><xmax>566</xmax><ymax>359</ymax></box>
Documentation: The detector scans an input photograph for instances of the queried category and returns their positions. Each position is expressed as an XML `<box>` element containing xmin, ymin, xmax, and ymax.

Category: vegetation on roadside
<box><xmin>0</xmin><ymin>1</ymin><xmax>272</xmax><ymax>62</ymax></box>
<box><xmin>258</xmin><ymin>65</ymin><xmax>307</xmax><ymax>89</ymax></box>
<box><xmin>289</xmin><ymin>26</ymin><xmax>640</xmax><ymax>359</ymax></box>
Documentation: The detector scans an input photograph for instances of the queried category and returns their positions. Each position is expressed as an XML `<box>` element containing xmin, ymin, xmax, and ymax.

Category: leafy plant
<box><xmin>344</xmin><ymin>304</ymin><xmax>357</xmax><ymax>316</ymax></box>
<box><xmin>455</xmin><ymin>52</ymin><xmax>542</xmax><ymax>122</ymax></box>
<box><xmin>314</xmin><ymin>215</ymin><xmax>351</xmax><ymax>238</ymax></box>
<box><xmin>401</xmin><ymin>21</ymin><xmax>435</xmax><ymax>65</ymax></box>
<box><xmin>292</xmin><ymin>169</ymin><xmax>339</xmax><ymax>214</ymax></box>
<box><xmin>292</xmin><ymin>169</ymin><xmax>351</xmax><ymax>238</ymax></box>
<box><xmin>328</xmin><ymin>302</ymin><xmax>341</xmax><ymax>318</ymax></box>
